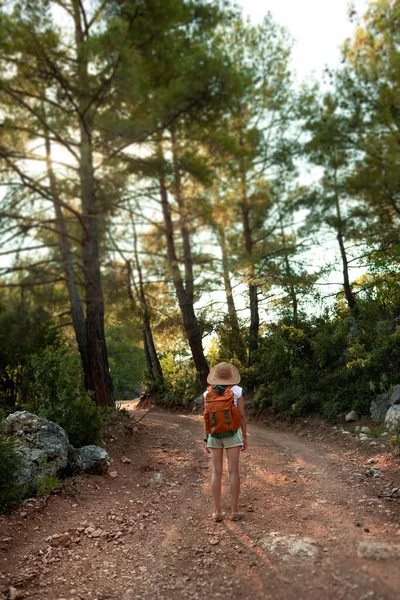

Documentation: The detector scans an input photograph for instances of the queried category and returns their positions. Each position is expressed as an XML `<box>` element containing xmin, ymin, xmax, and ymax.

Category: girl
<box><xmin>203</xmin><ymin>362</ymin><xmax>247</xmax><ymax>522</ymax></box>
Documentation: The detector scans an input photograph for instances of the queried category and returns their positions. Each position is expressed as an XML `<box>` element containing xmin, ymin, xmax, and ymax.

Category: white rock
<box><xmin>357</xmin><ymin>541</ymin><xmax>400</xmax><ymax>560</ymax></box>
<box><xmin>345</xmin><ymin>410</ymin><xmax>358</xmax><ymax>422</ymax></box>
<box><xmin>262</xmin><ymin>533</ymin><xmax>318</xmax><ymax>558</ymax></box>
<box><xmin>385</xmin><ymin>405</ymin><xmax>400</xmax><ymax>433</ymax></box>
<box><xmin>361</xmin><ymin>426</ymin><xmax>371</xmax><ymax>433</ymax></box>
<box><xmin>390</xmin><ymin>384</ymin><xmax>400</xmax><ymax>405</ymax></box>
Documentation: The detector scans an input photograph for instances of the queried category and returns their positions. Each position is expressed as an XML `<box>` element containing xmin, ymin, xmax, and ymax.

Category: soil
<box><xmin>1</xmin><ymin>403</ymin><xmax>400</xmax><ymax>600</ymax></box>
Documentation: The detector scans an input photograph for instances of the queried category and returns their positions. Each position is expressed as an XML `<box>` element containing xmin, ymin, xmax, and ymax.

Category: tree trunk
<box><xmin>126</xmin><ymin>257</ymin><xmax>164</xmax><ymax>389</ymax></box>
<box><xmin>44</xmin><ymin>132</ymin><xmax>91</xmax><ymax>390</ymax></box>
<box><xmin>239</xmin><ymin>158</ymin><xmax>259</xmax><ymax>366</ymax></box>
<box><xmin>158</xmin><ymin>140</ymin><xmax>209</xmax><ymax>385</ymax></box>
<box><xmin>333</xmin><ymin>168</ymin><xmax>357</xmax><ymax>311</ymax></box>
<box><xmin>279</xmin><ymin>213</ymin><xmax>298</xmax><ymax>324</ymax></box>
<box><xmin>217</xmin><ymin>225</ymin><xmax>247</xmax><ymax>363</ymax></box>
<box><xmin>73</xmin><ymin>0</ymin><xmax>114</xmax><ymax>407</ymax></box>
<box><xmin>337</xmin><ymin>230</ymin><xmax>357</xmax><ymax>311</ymax></box>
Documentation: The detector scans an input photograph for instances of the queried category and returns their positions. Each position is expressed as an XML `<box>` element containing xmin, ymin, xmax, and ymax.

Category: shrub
<box><xmin>0</xmin><ymin>302</ymin><xmax>62</xmax><ymax>412</ymax></box>
<box><xmin>20</xmin><ymin>347</ymin><xmax>103</xmax><ymax>447</ymax></box>
<box><xmin>36</xmin><ymin>476</ymin><xmax>60</xmax><ymax>496</ymax></box>
<box><xmin>0</xmin><ymin>425</ymin><xmax>24</xmax><ymax>514</ymax></box>
<box><xmin>159</xmin><ymin>353</ymin><xmax>203</xmax><ymax>406</ymax></box>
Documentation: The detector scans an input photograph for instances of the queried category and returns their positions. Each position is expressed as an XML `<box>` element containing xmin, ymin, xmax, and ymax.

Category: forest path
<box><xmin>1</xmin><ymin>406</ymin><xmax>400</xmax><ymax>600</ymax></box>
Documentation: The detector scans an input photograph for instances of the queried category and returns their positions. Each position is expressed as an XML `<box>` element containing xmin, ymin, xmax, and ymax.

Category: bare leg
<box><xmin>226</xmin><ymin>446</ymin><xmax>241</xmax><ymax>513</ymax></box>
<box><xmin>209</xmin><ymin>448</ymin><xmax>223</xmax><ymax>513</ymax></box>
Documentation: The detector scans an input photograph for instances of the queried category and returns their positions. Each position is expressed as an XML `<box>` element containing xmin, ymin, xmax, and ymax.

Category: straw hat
<box><xmin>207</xmin><ymin>362</ymin><xmax>241</xmax><ymax>385</ymax></box>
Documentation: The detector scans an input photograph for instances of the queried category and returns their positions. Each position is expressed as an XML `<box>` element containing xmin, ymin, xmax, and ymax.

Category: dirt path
<box><xmin>1</xmin><ymin>407</ymin><xmax>400</xmax><ymax>600</ymax></box>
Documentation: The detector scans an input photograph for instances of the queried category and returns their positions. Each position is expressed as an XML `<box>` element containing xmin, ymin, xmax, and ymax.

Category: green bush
<box><xmin>106</xmin><ymin>324</ymin><xmax>146</xmax><ymax>400</ymax></box>
<box><xmin>20</xmin><ymin>347</ymin><xmax>103</xmax><ymax>447</ymax></box>
<box><xmin>0</xmin><ymin>426</ymin><xmax>24</xmax><ymax>514</ymax></box>
<box><xmin>0</xmin><ymin>301</ymin><xmax>62</xmax><ymax>412</ymax></box>
<box><xmin>249</xmin><ymin>301</ymin><xmax>400</xmax><ymax>423</ymax></box>
<box><xmin>36</xmin><ymin>476</ymin><xmax>60</xmax><ymax>496</ymax></box>
<box><xmin>159</xmin><ymin>353</ymin><xmax>203</xmax><ymax>406</ymax></box>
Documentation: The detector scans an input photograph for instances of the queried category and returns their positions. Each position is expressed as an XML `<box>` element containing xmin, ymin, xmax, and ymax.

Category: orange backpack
<box><xmin>204</xmin><ymin>386</ymin><xmax>241</xmax><ymax>438</ymax></box>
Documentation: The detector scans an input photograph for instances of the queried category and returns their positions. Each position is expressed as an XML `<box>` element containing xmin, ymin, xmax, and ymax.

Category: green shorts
<box><xmin>207</xmin><ymin>430</ymin><xmax>243</xmax><ymax>449</ymax></box>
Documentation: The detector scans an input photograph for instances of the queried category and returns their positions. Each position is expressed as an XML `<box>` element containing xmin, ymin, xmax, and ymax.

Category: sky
<box><xmin>237</xmin><ymin>0</ymin><xmax>370</xmax><ymax>83</ymax></box>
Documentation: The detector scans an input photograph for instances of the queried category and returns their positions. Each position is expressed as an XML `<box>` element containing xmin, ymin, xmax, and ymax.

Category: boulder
<box><xmin>371</xmin><ymin>385</ymin><xmax>400</xmax><ymax>421</ymax></box>
<box><xmin>69</xmin><ymin>445</ymin><xmax>110</xmax><ymax>475</ymax></box>
<box><xmin>390</xmin><ymin>384</ymin><xmax>400</xmax><ymax>405</ymax></box>
<box><xmin>345</xmin><ymin>410</ymin><xmax>358</xmax><ymax>422</ymax></box>
<box><xmin>385</xmin><ymin>405</ymin><xmax>400</xmax><ymax>433</ymax></box>
<box><xmin>192</xmin><ymin>394</ymin><xmax>204</xmax><ymax>413</ymax></box>
<box><xmin>4</xmin><ymin>411</ymin><xmax>69</xmax><ymax>493</ymax></box>
<box><xmin>371</xmin><ymin>391</ymin><xmax>392</xmax><ymax>421</ymax></box>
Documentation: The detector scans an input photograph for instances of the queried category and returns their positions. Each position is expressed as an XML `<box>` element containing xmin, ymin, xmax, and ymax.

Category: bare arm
<box><xmin>237</xmin><ymin>395</ymin><xmax>247</xmax><ymax>451</ymax></box>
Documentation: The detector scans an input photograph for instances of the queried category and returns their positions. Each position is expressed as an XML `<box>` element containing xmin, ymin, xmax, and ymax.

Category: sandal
<box><xmin>213</xmin><ymin>512</ymin><xmax>223</xmax><ymax>523</ymax></box>
<box><xmin>230</xmin><ymin>512</ymin><xmax>243</xmax><ymax>522</ymax></box>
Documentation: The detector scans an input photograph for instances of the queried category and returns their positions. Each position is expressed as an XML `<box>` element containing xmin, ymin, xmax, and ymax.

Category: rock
<box><xmin>262</xmin><ymin>533</ymin><xmax>319</xmax><ymax>558</ymax></box>
<box><xmin>192</xmin><ymin>395</ymin><xmax>204</xmax><ymax>412</ymax></box>
<box><xmin>4</xmin><ymin>411</ymin><xmax>69</xmax><ymax>494</ymax></box>
<box><xmin>357</xmin><ymin>541</ymin><xmax>400</xmax><ymax>560</ymax></box>
<box><xmin>69</xmin><ymin>445</ymin><xmax>110</xmax><ymax>475</ymax></box>
<box><xmin>360</xmin><ymin>426</ymin><xmax>371</xmax><ymax>434</ymax></box>
<box><xmin>371</xmin><ymin>385</ymin><xmax>400</xmax><ymax>421</ymax></box>
<box><xmin>108</xmin><ymin>471</ymin><xmax>118</xmax><ymax>478</ymax></box>
<box><xmin>371</xmin><ymin>391</ymin><xmax>392</xmax><ymax>421</ymax></box>
<box><xmin>385</xmin><ymin>405</ymin><xmax>400</xmax><ymax>433</ymax></box>
<box><xmin>364</xmin><ymin>467</ymin><xmax>381</xmax><ymax>478</ymax></box>
<box><xmin>8</xmin><ymin>587</ymin><xmax>20</xmax><ymax>600</ymax></box>
<box><xmin>345</xmin><ymin>410</ymin><xmax>358</xmax><ymax>422</ymax></box>
<box><xmin>355</xmin><ymin>426</ymin><xmax>360</xmax><ymax>432</ymax></box>
<box><xmin>152</xmin><ymin>472</ymin><xmax>166</xmax><ymax>485</ymax></box>
<box><xmin>209</xmin><ymin>538</ymin><xmax>219</xmax><ymax>545</ymax></box>
<box><xmin>121</xmin><ymin>456</ymin><xmax>131</xmax><ymax>464</ymax></box>
<box><xmin>89</xmin><ymin>528</ymin><xmax>103</xmax><ymax>538</ymax></box>
<box><xmin>390</xmin><ymin>384</ymin><xmax>400</xmax><ymax>405</ymax></box>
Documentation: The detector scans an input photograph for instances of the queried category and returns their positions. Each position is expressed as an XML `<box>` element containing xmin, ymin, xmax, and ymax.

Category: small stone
<box><xmin>361</xmin><ymin>426</ymin><xmax>371</xmax><ymax>434</ymax></box>
<box><xmin>152</xmin><ymin>472</ymin><xmax>166</xmax><ymax>485</ymax></box>
<box><xmin>247</xmin><ymin>505</ymin><xmax>254</xmax><ymax>512</ymax></box>
<box><xmin>9</xmin><ymin>587</ymin><xmax>19</xmax><ymax>600</ymax></box>
<box><xmin>109</xmin><ymin>471</ymin><xmax>118</xmax><ymax>478</ymax></box>
<box><xmin>89</xmin><ymin>529</ymin><xmax>103</xmax><ymax>538</ymax></box>
<box><xmin>357</xmin><ymin>541</ymin><xmax>400</xmax><ymax>560</ymax></box>
<box><xmin>345</xmin><ymin>410</ymin><xmax>358</xmax><ymax>422</ymax></box>
<box><xmin>121</xmin><ymin>456</ymin><xmax>131</xmax><ymax>464</ymax></box>
<box><xmin>84</xmin><ymin>526</ymin><xmax>95</xmax><ymax>535</ymax></box>
<box><xmin>209</xmin><ymin>538</ymin><xmax>219</xmax><ymax>545</ymax></box>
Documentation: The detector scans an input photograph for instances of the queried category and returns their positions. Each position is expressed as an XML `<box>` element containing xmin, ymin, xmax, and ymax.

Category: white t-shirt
<box><xmin>204</xmin><ymin>385</ymin><xmax>243</xmax><ymax>407</ymax></box>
